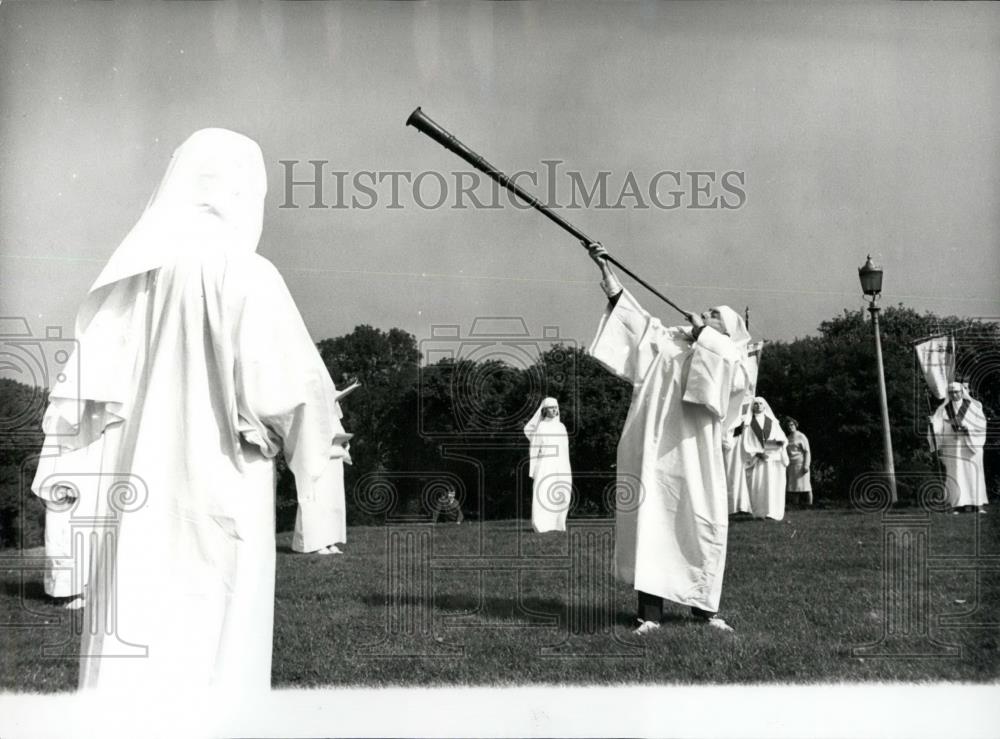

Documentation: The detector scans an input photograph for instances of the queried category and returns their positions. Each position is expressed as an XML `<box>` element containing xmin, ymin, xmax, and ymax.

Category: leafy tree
<box><xmin>317</xmin><ymin>325</ymin><xmax>421</xmax><ymax>474</ymax></box>
<box><xmin>399</xmin><ymin>357</ymin><xmax>526</xmax><ymax>520</ymax></box>
<box><xmin>0</xmin><ymin>379</ymin><xmax>47</xmax><ymax>547</ymax></box>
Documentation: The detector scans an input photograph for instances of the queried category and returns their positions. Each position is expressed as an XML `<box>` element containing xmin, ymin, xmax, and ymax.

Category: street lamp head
<box><xmin>858</xmin><ymin>254</ymin><xmax>883</xmax><ymax>298</ymax></box>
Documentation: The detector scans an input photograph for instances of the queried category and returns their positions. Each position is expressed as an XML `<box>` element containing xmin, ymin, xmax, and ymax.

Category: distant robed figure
<box><xmin>31</xmin><ymin>129</ymin><xmax>351</xmax><ymax>699</ymax></box>
<box><xmin>524</xmin><ymin>397</ymin><xmax>572</xmax><ymax>532</ymax></box>
<box><xmin>929</xmin><ymin>382</ymin><xmax>987</xmax><ymax>513</ymax></box>
<box><xmin>293</xmin><ymin>380</ymin><xmax>360</xmax><ymax>555</ymax></box>
<box><xmin>724</xmin><ymin>424</ymin><xmax>752</xmax><ymax>515</ymax></box>
<box><xmin>742</xmin><ymin>397</ymin><xmax>789</xmax><ymax>520</ymax></box>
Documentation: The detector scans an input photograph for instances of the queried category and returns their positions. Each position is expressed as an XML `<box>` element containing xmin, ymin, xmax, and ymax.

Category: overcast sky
<box><xmin>2</xmin><ymin>1</ymin><xmax>999</xmax><ymax>373</ymax></box>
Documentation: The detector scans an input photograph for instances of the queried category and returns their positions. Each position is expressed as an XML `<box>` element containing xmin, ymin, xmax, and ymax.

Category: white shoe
<box><xmin>978</xmin><ymin>509</ymin><xmax>988</xmax><ymax>515</ymax></box>
<box><xmin>64</xmin><ymin>596</ymin><xmax>85</xmax><ymax>610</ymax></box>
<box><xmin>633</xmin><ymin>619</ymin><xmax>661</xmax><ymax>636</ymax></box>
<box><xmin>330</xmin><ymin>545</ymin><xmax>344</xmax><ymax>554</ymax></box>
<box><xmin>707</xmin><ymin>617</ymin><xmax>734</xmax><ymax>632</ymax></box>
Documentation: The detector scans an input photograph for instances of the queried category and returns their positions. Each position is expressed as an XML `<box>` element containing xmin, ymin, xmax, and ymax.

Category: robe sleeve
<box><xmin>588</xmin><ymin>289</ymin><xmax>668</xmax><ymax>385</ymax></box>
<box><xmin>523</xmin><ymin>416</ymin><xmax>539</xmax><ymax>439</ymax></box>
<box><xmin>965</xmin><ymin>400</ymin><xmax>987</xmax><ymax>453</ymax></box>
<box><xmin>39</xmin><ymin>273</ymin><xmax>151</xmax><ymax>452</ymax></box>
<box><xmin>682</xmin><ymin>325</ymin><xmax>746</xmax><ymax>421</ymax></box>
<box><xmin>524</xmin><ymin>409</ymin><xmax>542</xmax><ymax>478</ymax></box>
<box><xmin>232</xmin><ymin>257</ymin><xmax>347</xmax><ymax>503</ymax></box>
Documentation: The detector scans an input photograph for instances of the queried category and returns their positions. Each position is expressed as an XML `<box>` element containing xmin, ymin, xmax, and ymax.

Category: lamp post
<box><xmin>858</xmin><ymin>255</ymin><xmax>898</xmax><ymax>504</ymax></box>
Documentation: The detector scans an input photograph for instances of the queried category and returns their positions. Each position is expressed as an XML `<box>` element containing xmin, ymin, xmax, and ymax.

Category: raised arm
<box><xmin>585</xmin><ymin>241</ymin><xmax>623</xmax><ymax>305</ymax></box>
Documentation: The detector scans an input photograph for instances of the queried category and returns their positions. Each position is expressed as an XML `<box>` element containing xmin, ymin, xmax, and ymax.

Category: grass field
<box><xmin>2</xmin><ymin>507</ymin><xmax>998</xmax><ymax>692</ymax></box>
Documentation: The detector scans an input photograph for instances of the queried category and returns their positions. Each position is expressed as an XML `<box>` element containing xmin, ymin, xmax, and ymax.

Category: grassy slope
<box><xmin>2</xmin><ymin>508</ymin><xmax>997</xmax><ymax>692</ymax></box>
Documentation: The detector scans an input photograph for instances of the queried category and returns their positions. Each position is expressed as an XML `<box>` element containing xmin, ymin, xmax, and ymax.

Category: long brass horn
<box><xmin>406</xmin><ymin>107</ymin><xmax>689</xmax><ymax>318</ymax></box>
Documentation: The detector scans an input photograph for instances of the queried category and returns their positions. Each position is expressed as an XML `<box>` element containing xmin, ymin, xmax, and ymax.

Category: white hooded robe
<box><xmin>929</xmin><ymin>385</ymin><xmax>988</xmax><ymax>508</ymax></box>
<box><xmin>31</xmin><ymin>129</ymin><xmax>349</xmax><ymax>699</ymax></box>
<box><xmin>589</xmin><ymin>290</ymin><xmax>748</xmax><ymax>613</ymax></box>
<box><xmin>742</xmin><ymin>398</ymin><xmax>789</xmax><ymax>521</ymax></box>
<box><xmin>524</xmin><ymin>398</ymin><xmax>572</xmax><ymax>533</ymax></box>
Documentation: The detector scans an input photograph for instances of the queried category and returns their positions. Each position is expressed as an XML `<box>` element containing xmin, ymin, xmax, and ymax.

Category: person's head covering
<box><xmin>752</xmin><ymin>397</ymin><xmax>781</xmax><ymax>426</ymax></box>
<box><xmin>709</xmin><ymin>305</ymin><xmax>751</xmax><ymax>349</ymax></box>
<box><xmin>947</xmin><ymin>381</ymin><xmax>981</xmax><ymax>408</ymax></box>
<box><xmin>524</xmin><ymin>397</ymin><xmax>563</xmax><ymax>440</ymax></box>
<box><xmin>90</xmin><ymin>128</ymin><xmax>267</xmax><ymax>294</ymax></box>
<box><xmin>41</xmin><ymin>128</ymin><xmax>268</xmax><ymax>449</ymax></box>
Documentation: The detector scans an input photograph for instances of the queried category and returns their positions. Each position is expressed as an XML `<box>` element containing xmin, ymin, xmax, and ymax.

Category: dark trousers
<box><xmin>432</xmin><ymin>505</ymin><xmax>464</xmax><ymax>524</ymax></box>
<box><xmin>638</xmin><ymin>590</ymin><xmax>716</xmax><ymax>622</ymax></box>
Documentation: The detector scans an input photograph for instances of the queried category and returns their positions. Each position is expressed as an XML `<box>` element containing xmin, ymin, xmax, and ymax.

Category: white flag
<box><xmin>914</xmin><ymin>335</ymin><xmax>955</xmax><ymax>400</ymax></box>
<box><xmin>737</xmin><ymin>341</ymin><xmax>765</xmax><ymax>426</ymax></box>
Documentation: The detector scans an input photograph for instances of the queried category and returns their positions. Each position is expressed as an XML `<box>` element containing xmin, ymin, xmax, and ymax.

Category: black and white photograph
<box><xmin>1</xmin><ymin>2</ymin><xmax>998</xmax><ymax>737</ymax></box>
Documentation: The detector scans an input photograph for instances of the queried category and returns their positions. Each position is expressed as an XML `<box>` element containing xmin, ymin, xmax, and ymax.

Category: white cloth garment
<box><xmin>523</xmin><ymin>397</ymin><xmax>572</xmax><ymax>533</ymax></box>
<box><xmin>723</xmin><ymin>427</ymin><xmax>752</xmax><ymax>514</ymax></box>
<box><xmin>929</xmin><ymin>382</ymin><xmax>987</xmax><ymax>508</ymax></box>
<box><xmin>724</xmin><ymin>334</ymin><xmax>759</xmax><ymax>514</ymax></box>
<box><xmin>31</xmin><ymin>129</ymin><xmax>349</xmax><ymax>700</ymax></box>
<box><xmin>589</xmin><ymin>290</ymin><xmax>749</xmax><ymax>612</ymax></box>
<box><xmin>292</xmin><ymin>382</ymin><xmax>357</xmax><ymax>552</ymax></box>
<box><xmin>32</xmin><ymin>439</ymin><xmax>105</xmax><ymax>598</ymax></box>
<box><xmin>292</xmin><ymin>459</ymin><xmax>347</xmax><ymax>552</ymax></box>
<box><xmin>742</xmin><ymin>397</ymin><xmax>789</xmax><ymax>520</ymax></box>
<box><xmin>914</xmin><ymin>335</ymin><xmax>956</xmax><ymax>401</ymax></box>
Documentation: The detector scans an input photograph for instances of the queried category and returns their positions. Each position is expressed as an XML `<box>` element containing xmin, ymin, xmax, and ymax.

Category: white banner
<box><xmin>914</xmin><ymin>335</ymin><xmax>955</xmax><ymax>400</ymax></box>
<box><xmin>738</xmin><ymin>341</ymin><xmax>764</xmax><ymax>426</ymax></box>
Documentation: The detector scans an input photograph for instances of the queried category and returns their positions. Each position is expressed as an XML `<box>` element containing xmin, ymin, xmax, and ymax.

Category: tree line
<box><xmin>2</xmin><ymin>305</ymin><xmax>997</xmax><ymax>546</ymax></box>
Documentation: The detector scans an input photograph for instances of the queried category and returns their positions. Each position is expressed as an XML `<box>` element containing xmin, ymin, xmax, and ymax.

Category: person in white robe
<box><xmin>929</xmin><ymin>382</ymin><xmax>987</xmax><ymax>513</ymax></box>
<box><xmin>523</xmin><ymin>397</ymin><xmax>572</xmax><ymax>533</ymax></box>
<box><xmin>31</xmin><ymin>128</ymin><xmax>350</xmax><ymax>705</ymax></box>
<box><xmin>784</xmin><ymin>417</ymin><xmax>812</xmax><ymax>507</ymax></box>
<box><xmin>292</xmin><ymin>380</ymin><xmax>359</xmax><ymax>554</ymax></box>
<box><xmin>742</xmin><ymin>397</ymin><xmax>789</xmax><ymax>521</ymax></box>
<box><xmin>724</xmin><ymin>424</ymin><xmax>752</xmax><ymax>515</ymax></box>
<box><xmin>585</xmin><ymin>243</ymin><xmax>749</xmax><ymax>634</ymax></box>
<box><xmin>32</xmin><ymin>441</ymin><xmax>105</xmax><ymax>609</ymax></box>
